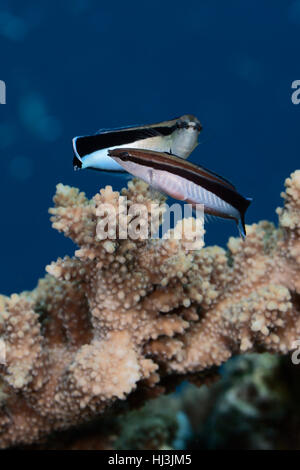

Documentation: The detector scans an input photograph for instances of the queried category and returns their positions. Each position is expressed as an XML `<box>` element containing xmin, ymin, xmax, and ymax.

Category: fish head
<box><xmin>108</xmin><ymin>149</ymin><xmax>151</xmax><ymax>182</ymax></box>
<box><xmin>171</xmin><ymin>115</ymin><xmax>203</xmax><ymax>158</ymax></box>
<box><xmin>176</xmin><ymin>114</ymin><xmax>202</xmax><ymax>132</ymax></box>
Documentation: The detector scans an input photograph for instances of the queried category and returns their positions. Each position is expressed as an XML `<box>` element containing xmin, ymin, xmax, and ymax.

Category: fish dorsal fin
<box><xmin>96</xmin><ymin>126</ymin><xmax>164</xmax><ymax>136</ymax></box>
<box><xmin>195</xmin><ymin>163</ymin><xmax>236</xmax><ymax>190</ymax></box>
<box><xmin>95</xmin><ymin>117</ymin><xmax>180</xmax><ymax>136</ymax></box>
<box><xmin>95</xmin><ymin>124</ymin><xmax>140</xmax><ymax>134</ymax></box>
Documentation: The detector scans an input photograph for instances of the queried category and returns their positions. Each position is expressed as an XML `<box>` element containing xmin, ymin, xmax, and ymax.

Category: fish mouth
<box><xmin>191</xmin><ymin>122</ymin><xmax>202</xmax><ymax>132</ymax></box>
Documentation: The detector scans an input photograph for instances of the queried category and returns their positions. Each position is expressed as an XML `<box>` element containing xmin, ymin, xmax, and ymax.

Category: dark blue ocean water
<box><xmin>0</xmin><ymin>0</ymin><xmax>299</xmax><ymax>295</ymax></box>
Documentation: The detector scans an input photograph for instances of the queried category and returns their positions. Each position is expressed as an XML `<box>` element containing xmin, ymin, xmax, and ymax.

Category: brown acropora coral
<box><xmin>0</xmin><ymin>170</ymin><xmax>300</xmax><ymax>448</ymax></box>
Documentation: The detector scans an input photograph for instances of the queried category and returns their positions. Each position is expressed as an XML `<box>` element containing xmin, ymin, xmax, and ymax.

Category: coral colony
<box><xmin>0</xmin><ymin>171</ymin><xmax>300</xmax><ymax>448</ymax></box>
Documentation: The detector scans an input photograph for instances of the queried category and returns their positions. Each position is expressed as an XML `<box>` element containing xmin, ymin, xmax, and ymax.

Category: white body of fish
<box><xmin>112</xmin><ymin>158</ymin><xmax>241</xmax><ymax>223</ymax></box>
<box><xmin>73</xmin><ymin>122</ymin><xmax>200</xmax><ymax>172</ymax></box>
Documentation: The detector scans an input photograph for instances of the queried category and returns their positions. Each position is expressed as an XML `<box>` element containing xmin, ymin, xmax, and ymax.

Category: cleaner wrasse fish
<box><xmin>72</xmin><ymin>114</ymin><xmax>202</xmax><ymax>172</ymax></box>
<box><xmin>108</xmin><ymin>148</ymin><xmax>252</xmax><ymax>238</ymax></box>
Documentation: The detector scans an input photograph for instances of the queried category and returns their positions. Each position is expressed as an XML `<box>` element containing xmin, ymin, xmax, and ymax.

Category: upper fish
<box><xmin>108</xmin><ymin>148</ymin><xmax>252</xmax><ymax>238</ymax></box>
<box><xmin>72</xmin><ymin>114</ymin><xmax>202</xmax><ymax>172</ymax></box>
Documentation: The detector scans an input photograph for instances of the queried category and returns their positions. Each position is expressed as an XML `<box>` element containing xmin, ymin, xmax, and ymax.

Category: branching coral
<box><xmin>0</xmin><ymin>171</ymin><xmax>300</xmax><ymax>448</ymax></box>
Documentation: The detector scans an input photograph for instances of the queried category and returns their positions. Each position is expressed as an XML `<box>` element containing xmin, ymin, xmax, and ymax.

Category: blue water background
<box><xmin>0</xmin><ymin>0</ymin><xmax>299</xmax><ymax>295</ymax></box>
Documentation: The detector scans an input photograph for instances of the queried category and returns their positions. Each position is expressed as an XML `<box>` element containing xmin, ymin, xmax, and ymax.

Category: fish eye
<box><xmin>176</xmin><ymin>120</ymin><xmax>202</xmax><ymax>131</ymax></box>
<box><xmin>176</xmin><ymin>120</ymin><xmax>189</xmax><ymax>129</ymax></box>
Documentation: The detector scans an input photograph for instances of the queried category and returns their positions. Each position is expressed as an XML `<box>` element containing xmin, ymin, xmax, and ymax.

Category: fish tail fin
<box><xmin>237</xmin><ymin>197</ymin><xmax>252</xmax><ymax>239</ymax></box>
<box><xmin>73</xmin><ymin>154</ymin><xmax>82</xmax><ymax>170</ymax></box>
<box><xmin>237</xmin><ymin>217</ymin><xmax>247</xmax><ymax>240</ymax></box>
<box><xmin>72</xmin><ymin>137</ymin><xmax>82</xmax><ymax>170</ymax></box>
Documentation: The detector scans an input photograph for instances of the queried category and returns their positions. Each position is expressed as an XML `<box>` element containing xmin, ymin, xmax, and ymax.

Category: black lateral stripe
<box><xmin>113</xmin><ymin>148</ymin><xmax>236</xmax><ymax>191</ymax></box>
<box><xmin>75</xmin><ymin>126</ymin><xmax>176</xmax><ymax>157</ymax></box>
<box><xmin>114</xmin><ymin>152</ymin><xmax>250</xmax><ymax>215</ymax></box>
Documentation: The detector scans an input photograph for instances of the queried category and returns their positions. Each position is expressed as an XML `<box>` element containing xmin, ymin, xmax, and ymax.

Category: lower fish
<box><xmin>72</xmin><ymin>115</ymin><xmax>202</xmax><ymax>172</ymax></box>
<box><xmin>108</xmin><ymin>148</ymin><xmax>252</xmax><ymax>238</ymax></box>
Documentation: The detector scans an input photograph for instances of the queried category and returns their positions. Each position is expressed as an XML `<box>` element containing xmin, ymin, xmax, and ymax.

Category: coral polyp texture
<box><xmin>0</xmin><ymin>171</ymin><xmax>300</xmax><ymax>448</ymax></box>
